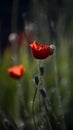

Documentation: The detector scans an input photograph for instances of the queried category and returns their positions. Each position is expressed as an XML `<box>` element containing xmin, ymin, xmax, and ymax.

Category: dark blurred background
<box><xmin>0</xmin><ymin>0</ymin><xmax>73</xmax><ymax>51</ymax></box>
<box><xmin>0</xmin><ymin>0</ymin><xmax>30</xmax><ymax>52</ymax></box>
<box><xmin>0</xmin><ymin>0</ymin><xmax>73</xmax><ymax>130</ymax></box>
<box><xmin>0</xmin><ymin>0</ymin><xmax>73</xmax><ymax>52</ymax></box>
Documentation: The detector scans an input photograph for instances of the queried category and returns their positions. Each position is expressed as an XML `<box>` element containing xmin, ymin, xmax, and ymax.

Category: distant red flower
<box><xmin>17</xmin><ymin>33</ymin><xmax>24</xmax><ymax>46</ymax></box>
<box><xmin>29</xmin><ymin>41</ymin><xmax>54</xmax><ymax>59</ymax></box>
<box><xmin>8</xmin><ymin>65</ymin><xmax>26</xmax><ymax>79</ymax></box>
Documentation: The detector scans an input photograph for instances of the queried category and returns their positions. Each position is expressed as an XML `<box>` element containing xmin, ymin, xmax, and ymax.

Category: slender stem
<box><xmin>38</xmin><ymin>60</ymin><xmax>43</xmax><ymax>130</ymax></box>
<box><xmin>38</xmin><ymin>60</ymin><xmax>53</xmax><ymax>130</ymax></box>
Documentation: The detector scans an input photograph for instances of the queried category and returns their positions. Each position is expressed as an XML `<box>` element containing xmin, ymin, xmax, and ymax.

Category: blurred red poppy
<box><xmin>29</xmin><ymin>41</ymin><xmax>54</xmax><ymax>59</ymax></box>
<box><xmin>17</xmin><ymin>33</ymin><xmax>24</xmax><ymax>46</ymax></box>
<box><xmin>8</xmin><ymin>65</ymin><xmax>26</xmax><ymax>79</ymax></box>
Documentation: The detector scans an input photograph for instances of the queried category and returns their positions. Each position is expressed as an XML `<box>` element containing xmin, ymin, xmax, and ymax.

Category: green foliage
<box><xmin>0</xmin><ymin>39</ymin><xmax>72</xmax><ymax>129</ymax></box>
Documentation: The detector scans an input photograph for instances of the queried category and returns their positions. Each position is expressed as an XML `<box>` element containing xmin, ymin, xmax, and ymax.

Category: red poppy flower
<box><xmin>8</xmin><ymin>65</ymin><xmax>26</xmax><ymax>79</ymax></box>
<box><xmin>29</xmin><ymin>41</ymin><xmax>54</xmax><ymax>59</ymax></box>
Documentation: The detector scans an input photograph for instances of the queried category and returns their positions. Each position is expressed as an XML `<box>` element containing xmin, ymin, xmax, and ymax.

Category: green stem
<box><xmin>38</xmin><ymin>60</ymin><xmax>42</xmax><ymax>130</ymax></box>
<box><xmin>38</xmin><ymin>60</ymin><xmax>52</xmax><ymax>130</ymax></box>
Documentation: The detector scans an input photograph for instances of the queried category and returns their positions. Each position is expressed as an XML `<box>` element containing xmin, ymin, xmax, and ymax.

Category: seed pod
<box><xmin>34</xmin><ymin>76</ymin><xmax>39</xmax><ymax>85</ymax></box>
<box><xmin>39</xmin><ymin>87</ymin><xmax>47</xmax><ymax>98</ymax></box>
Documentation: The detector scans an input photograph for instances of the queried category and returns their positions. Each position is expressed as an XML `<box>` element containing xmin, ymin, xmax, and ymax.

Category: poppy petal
<box><xmin>29</xmin><ymin>41</ymin><xmax>54</xmax><ymax>59</ymax></box>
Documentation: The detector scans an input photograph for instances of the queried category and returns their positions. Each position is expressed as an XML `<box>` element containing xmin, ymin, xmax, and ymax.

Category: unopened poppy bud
<box><xmin>50</xmin><ymin>44</ymin><xmax>56</xmax><ymax>55</ymax></box>
<box><xmin>39</xmin><ymin>87</ymin><xmax>47</xmax><ymax>98</ymax></box>
<box><xmin>8</xmin><ymin>33</ymin><xmax>18</xmax><ymax>43</ymax></box>
<box><xmin>40</xmin><ymin>66</ymin><xmax>44</xmax><ymax>76</ymax></box>
<box><xmin>34</xmin><ymin>76</ymin><xmax>39</xmax><ymax>85</ymax></box>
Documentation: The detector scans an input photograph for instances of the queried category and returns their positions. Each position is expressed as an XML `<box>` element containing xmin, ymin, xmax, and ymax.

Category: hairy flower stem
<box><xmin>53</xmin><ymin>49</ymin><xmax>67</xmax><ymax>130</ymax></box>
<box><xmin>38</xmin><ymin>60</ymin><xmax>52</xmax><ymax>130</ymax></box>
<box><xmin>38</xmin><ymin>60</ymin><xmax>44</xmax><ymax>130</ymax></box>
<box><xmin>40</xmin><ymin>89</ymin><xmax>58</xmax><ymax>130</ymax></box>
